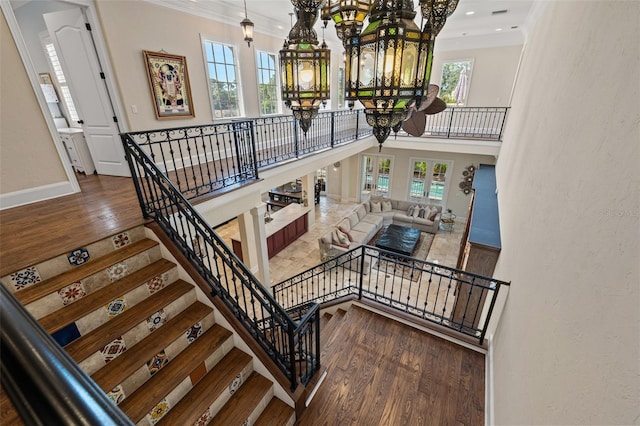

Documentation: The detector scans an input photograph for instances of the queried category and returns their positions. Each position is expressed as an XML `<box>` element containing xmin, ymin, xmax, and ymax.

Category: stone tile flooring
<box><xmin>215</xmin><ymin>197</ymin><xmax>465</xmax><ymax>286</ymax></box>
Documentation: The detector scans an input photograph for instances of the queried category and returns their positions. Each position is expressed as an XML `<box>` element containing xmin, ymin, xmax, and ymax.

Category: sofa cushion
<box><xmin>396</xmin><ymin>200</ymin><xmax>413</xmax><ymax>212</ymax></box>
<box><xmin>361</xmin><ymin>214</ymin><xmax>383</xmax><ymax>228</ymax></box>
<box><xmin>355</xmin><ymin>204</ymin><xmax>367</xmax><ymax>220</ymax></box>
<box><xmin>332</xmin><ymin>229</ymin><xmax>350</xmax><ymax>248</ymax></box>
<box><xmin>393</xmin><ymin>212</ymin><xmax>414</xmax><ymax>224</ymax></box>
<box><xmin>406</xmin><ymin>205</ymin><xmax>415</xmax><ymax>216</ymax></box>
<box><xmin>412</xmin><ymin>206</ymin><xmax>421</xmax><ymax>218</ymax></box>
<box><xmin>347</xmin><ymin>212</ymin><xmax>359</xmax><ymax>228</ymax></box>
<box><xmin>413</xmin><ymin>217</ymin><xmax>434</xmax><ymax>226</ymax></box>
<box><xmin>381</xmin><ymin>200</ymin><xmax>392</xmax><ymax>212</ymax></box>
<box><xmin>417</xmin><ymin>206</ymin><xmax>426</xmax><ymax>218</ymax></box>
<box><xmin>349</xmin><ymin>229</ymin><xmax>369</xmax><ymax>243</ymax></box>
<box><xmin>352</xmin><ymin>220</ymin><xmax>377</xmax><ymax>237</ymax></box>
<box><xmin>428</xmin><ymin>207</ymin><xmax>438</xmax><ymax>221</ymax></box>
<box><xmin>370</xmin><ymin>199</ymin><xmax>382</xmax><ymax>213</ymax></box>
<box><xmin>338</xmin><ymin>226</ymin><xmax>354</xmax><ymax>242</ymax></box>
<box><xmin>338</xmin><ymin>218</ymin><xmax>351</xmax><ymax>232</ymax></box>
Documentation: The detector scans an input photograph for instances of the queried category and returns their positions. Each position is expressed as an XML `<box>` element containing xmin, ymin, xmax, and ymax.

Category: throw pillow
<box><xmin>407</xmin><ymin>205</ymin><xmax>415</xmax><ymax>216</ymax></box>
<box><xmin>332</xmin><ymin>229</ymin><xmax>350</xmax><ymax>248</ymax></box>
<box><xmin>370</xmin><ymin>200</ymin><xmax>382</xmax><ymax>213</ymax></box>
<box><xmin>413</xmin><ymin>205</ymin><xmax>421</xmax><ymax>218</ymax></box>
<box><xmin>418</xmin><ymin>206</ymin><xmax>426</xmax><ymax>218</ymax></box>
<box><xmin>381</xmin><ymin>200</ymin><xmax>392</xmax><ymax>212</ymax></box>
<box><xmin>428</xmin><ymin>207</ymin><xmax>438</xmax><ymax>221</ymax></box>
<box><xmin>338</xmin><ymin>226</ymin><xmax>354</xmax><ymax>242</ymax></box>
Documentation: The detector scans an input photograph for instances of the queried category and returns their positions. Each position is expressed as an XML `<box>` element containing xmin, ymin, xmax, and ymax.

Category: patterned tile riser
<box><xmin>1</xmin><ymin>227</ymin><xmax>147</xmax><ymax>291</ymax></box>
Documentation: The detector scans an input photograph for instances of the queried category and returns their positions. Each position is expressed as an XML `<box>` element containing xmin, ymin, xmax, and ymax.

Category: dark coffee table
<box><xmin>374</xmin><ymin>224</ymin><xmax>421</xmax><ymax>256</ymax></box>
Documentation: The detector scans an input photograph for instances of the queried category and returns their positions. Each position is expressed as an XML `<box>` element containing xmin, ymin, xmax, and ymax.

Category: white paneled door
<box><xmin>44</xmin><ymin>8</ymin><xmax>129</xmax><ymax>176</ymax></box>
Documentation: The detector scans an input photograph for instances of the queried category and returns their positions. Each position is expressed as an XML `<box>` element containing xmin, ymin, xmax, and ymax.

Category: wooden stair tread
<box><xmin>156</xmin><ymin>348</ymin><xmax>253</xmax><ymax>426</ymax></box>
<box><xmin>254</xmin><ymin>398</ymin><xmax>294</xmax><ymax>426</ymax></box>
<box><xmin>118</xmin><ymin>324</ymin><xmax>233</xmax><ymax>423</ymax></box>
<box><xmin>92</xmin><ymin>301</ymin><xmax>212</xmax><ymax>392</ymax></box>
<box><xmin>65</xmin><ymin>279</ymin><xmax>194</xmax><ymax>362</ymax></box>
<box><xmin>209</xmin><ymin>372</ymin><xmax>273</xmax><ymax>426</ymax></box>
<box><xmin>15</xmin><ymin>239</ymin><xmax>158</xmax><ymax>305</ymax></box>
<box><xmin>321</xmin><ymin>308</ymin><xmax>347</xmax><ymax>349</ymax></box>
<box><xmin>40</xmin><ymin>259</ymin><xmax>175</xmax><ymax>333</ymax></box>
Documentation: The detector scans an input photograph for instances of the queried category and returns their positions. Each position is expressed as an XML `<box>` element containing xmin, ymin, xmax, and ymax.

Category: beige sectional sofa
<box><xmin>318</xmin><ymin>197</ymin><xmax>442</xmax><ymax>260</ymax></box>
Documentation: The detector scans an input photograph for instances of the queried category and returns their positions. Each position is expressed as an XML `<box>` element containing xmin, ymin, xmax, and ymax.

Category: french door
<box><xmin>407</xmin><ymin>158</ymin><xmax>452</xmax><ymax>206</ymax></box>
<box><xmin>361</xmin><ymin>154</ymin><xmax>393</xmax><ymax>199</ymax></box>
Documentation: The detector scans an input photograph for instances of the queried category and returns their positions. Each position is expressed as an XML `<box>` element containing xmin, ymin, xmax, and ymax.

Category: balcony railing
<box><xmin>272</xmin><ymin>246</ymin><xmax>510</xmax><ymax>345</ymax></box>
<box><xmin>121</xmin><ymin>133</ymin><xmax>320</xmax><ymax>391</ymax></box>
<box><xmin>397</xmin><ymin>107</ymin><xmax>510</xmax><ymax>141</ymax></box>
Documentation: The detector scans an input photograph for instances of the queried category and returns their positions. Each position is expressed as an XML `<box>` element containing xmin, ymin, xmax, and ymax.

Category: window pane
<box><xmin>256</xmin><ymin>51</ymin><xmax>280</xmax><ymax>115</ymax></box>
<box><xmin>204</xmin><ymin>41</ymin><xmax>241</xmax><ymax>118</ymax></box>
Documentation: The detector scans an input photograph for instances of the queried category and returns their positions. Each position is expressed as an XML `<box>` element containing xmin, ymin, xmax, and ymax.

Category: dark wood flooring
<box><xmin>0</xmin><ymin>173</ymin><xmax>145</xmax><ymax>277</ymax></box>
<box><xmin>299</xmin><ymin>306</ymin><xmax>485</xmax><ymax>426</ymax></box>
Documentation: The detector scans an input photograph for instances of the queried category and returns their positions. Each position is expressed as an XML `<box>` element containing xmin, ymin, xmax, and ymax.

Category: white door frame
<box><xmin>0</xmin><ymin>0</ymin><xmax>129</xmax><ymax>187</ymax></box>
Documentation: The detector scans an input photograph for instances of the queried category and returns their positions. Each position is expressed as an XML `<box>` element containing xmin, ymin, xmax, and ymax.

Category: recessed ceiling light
<box><xmin>511</xmin><ymin>25</ymin><xmax>519</xmax><ymax>29</ymax></box>
<box><xmin>462</xmin><ymin>32</ymin><xmax>467</xmax><ymax>36</ymax></box>
<box><xmin>277</xmin><ymin>25</ymin><xmax>284</xmax><ymax>30</ymax></box>
<box><xmin>495</xmin><ymin>28</ymin><xmax>503</xmax><ymax>31</ymax></box>
<box><xmin>465</xmin><ymin>11</ymin><xmax>475</xmax><ymax>15</ymax></box>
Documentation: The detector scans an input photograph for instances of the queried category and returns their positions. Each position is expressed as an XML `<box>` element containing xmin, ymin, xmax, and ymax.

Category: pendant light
<box><xmin>280</xmin><ymin>1</ymin><xmax>331</xmax><ymax>134</ymax></box>
<box><xmin>240</xmin><ymin>0</ymin><xmax>255</xmax><ymax>47</ymax></box>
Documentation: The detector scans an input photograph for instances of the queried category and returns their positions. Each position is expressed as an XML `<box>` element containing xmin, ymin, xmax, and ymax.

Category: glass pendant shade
<box><xmin>327</xmin><ymin>0</ymin><xmax>372</xmax><ymax>45</ymax></box>
<box><xmin>280</xmin><ymin>1</ymin><xmax>331</xmax><ymax>133</ymax></box>
<box><xmin>240</xmin><ymin>18</ymin><xmax>254</xmax><ymax>46</ymax></box>
<box><xmin>345</xmin><ymin>0</ymin><xmax>434</xmax><ymax>149</ymax></box>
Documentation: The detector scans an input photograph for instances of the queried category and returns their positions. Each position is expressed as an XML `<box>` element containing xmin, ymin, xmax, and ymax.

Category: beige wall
<box><xmin>0</xmin><ymin>11</ymin><xmax>67</xmax><ymax>195</ymax></box>
<box><xmin>492</xmin><ymin>2</ymin><xmax>640</xmax><ymax>424</ymax></box>
<box><xmin>432</xmin><ymin>44</ymin><xmax>523</xmax><ymax>107</ymax></box>
<box><xmin>95</xmin><ymin>1</ymin><xmax>321</xmax><ymax>131</ymax></box>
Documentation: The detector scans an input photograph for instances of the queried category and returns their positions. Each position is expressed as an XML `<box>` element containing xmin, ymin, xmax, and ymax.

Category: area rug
<box><xmin>367</xmin><ymin>227</ymin><xmax>435</xmax><ymax>281</ymax></box>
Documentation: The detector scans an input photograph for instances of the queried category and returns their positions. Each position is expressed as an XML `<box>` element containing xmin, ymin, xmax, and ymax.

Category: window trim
<box><xmin>255</xmin><ymin>50</ymin><xmax>282</xmax><ymax>116</ymax></box>
<box><xmin>200</xmin><ymin>35</ymin><xmax>244</xmax><ymax>120</ymax></box>
<box><xmin>406</xmin><ymin>157</ymin><xmax>453</xmax><ymax>207</ymax></box>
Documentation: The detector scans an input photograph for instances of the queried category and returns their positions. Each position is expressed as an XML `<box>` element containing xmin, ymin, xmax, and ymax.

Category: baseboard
<box><xmin>485</xmin><ymin>333</ymin><xmax>495</xmax><ymax>426</ymax></box>
<box><xmin>0</xmin><ymin>181</ymin><xmax>76</xmax><ymax>210</ymax></box>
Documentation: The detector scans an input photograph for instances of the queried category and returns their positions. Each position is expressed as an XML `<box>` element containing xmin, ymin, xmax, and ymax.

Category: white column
<box><xmin>237</xmin><ymin>211</ymin><xmax>258</xmax><ymax>271</ymax></box>
<box><xmin>301</xmin><ymin>172</ymin><xmax>316</xmax><ymax>227</ymax></box>
<box><xmin>249</xmin><ymin>203</ymin><xmax>271</xmax><ymax>291</ymax></box>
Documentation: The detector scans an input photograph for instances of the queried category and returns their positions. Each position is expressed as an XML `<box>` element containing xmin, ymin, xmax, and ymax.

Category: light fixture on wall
<box><xmin>240</xmin><ymin>0</ymin><xmax>255</xmax><ymax>47</ymax></box>
<box><xmin>333</xmin><ymin>161</ymin><xmax>341</xmax><ymax>171</ymax></box>
<box><xmin>280</xmin><ymin>0</ymin><xmax>331</xmax><ymax>134</ymax></box>
<box><xmin>319</xmin><ymin>0</ymin><xmax>458</xmax><ymax>151</ymax></box>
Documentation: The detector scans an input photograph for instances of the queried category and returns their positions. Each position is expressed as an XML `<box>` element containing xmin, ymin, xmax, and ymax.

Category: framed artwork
<box><xmin>143</xmin><ymin>50</ymin><xmax>195</xmax><ymax>119</ymax></box>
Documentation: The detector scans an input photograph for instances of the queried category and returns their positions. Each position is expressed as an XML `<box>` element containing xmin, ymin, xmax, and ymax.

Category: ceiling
<box><xmin>144</xmin><ymin>0</ymin><xmax>538</xmax><ymax>51</ymax></box>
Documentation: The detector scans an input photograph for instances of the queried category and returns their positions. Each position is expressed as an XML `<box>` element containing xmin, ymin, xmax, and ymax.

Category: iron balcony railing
<box><xmin>121</xmin><ymin>134</ymin><xmax>320</xmax><ymax>391</ymax></box>
<box><xmin>272</xmin><ymin>246</ymin><xmax>510</xmax><ymax>345</ymax></box>
<box><xmin>397</xmin><ymin>107</ymin><xmax>510</xmax><ymax>140</ymax></box>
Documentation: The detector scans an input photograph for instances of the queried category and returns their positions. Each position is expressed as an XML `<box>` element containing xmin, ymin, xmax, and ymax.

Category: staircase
<box><xmin>1</xmin><ymin>225</ymin><xmax>295</xmax><ymax>426</ymax></box>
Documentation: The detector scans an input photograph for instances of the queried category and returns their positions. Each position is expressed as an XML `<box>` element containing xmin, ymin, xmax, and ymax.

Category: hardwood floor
<box><xmin>299</xmin><ymin>306</ymin><xmax>485</xmax><ymax>426</ymax></box>
<box><xmin>0</xmin><ymin>174</ymin><xmax>145</xmax><ymax>277</ymax></box>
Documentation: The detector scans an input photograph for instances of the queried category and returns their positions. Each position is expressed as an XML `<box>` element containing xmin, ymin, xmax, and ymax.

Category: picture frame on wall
<box><xmin>143</xmin><ymin>50</ymin><xmax>195</xmax><ymax>119</ymax></box>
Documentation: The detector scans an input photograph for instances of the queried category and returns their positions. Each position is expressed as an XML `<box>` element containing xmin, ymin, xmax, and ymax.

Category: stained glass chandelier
<box><xmin>338</xmin><ymin>0</ymin><xmax>458</xmax><ymax>150</ymax></box>
<box><xmin>280</xmin><ymin>0</ymin><xmax>331</xmax><ymax>133</ymax></box>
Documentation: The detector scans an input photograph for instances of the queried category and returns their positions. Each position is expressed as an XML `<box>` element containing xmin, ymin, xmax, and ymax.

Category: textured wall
<box><xmin>492</xmin><ymin>2</ymin><xmax>640</xmax><ymax>424</ymax></box>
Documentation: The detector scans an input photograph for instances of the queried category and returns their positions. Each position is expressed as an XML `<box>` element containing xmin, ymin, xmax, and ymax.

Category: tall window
<box><xmin>44</xmin><ymin>42</ymin><xmax>79</xmax><ymax>124</ymax></box>
<box><xmin>203</xmin><ymin>41</ymin><xmax>241</xmax><ymax>118</ymax></box>
<box><xmin>256</xmin><ymin>51</ymin><xmax>280</xmax><ymax>115</ymax></box>
<box><xmin>361</xmin><ymin>154</ymin><xmax>393</xmax><ymax>199</ymax></box>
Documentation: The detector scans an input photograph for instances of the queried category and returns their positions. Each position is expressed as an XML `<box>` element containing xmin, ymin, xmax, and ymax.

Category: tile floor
<box><xmin>215</xmin><ymin>196</ymin><xmax>466</xmax><ymax>286</ymax></box>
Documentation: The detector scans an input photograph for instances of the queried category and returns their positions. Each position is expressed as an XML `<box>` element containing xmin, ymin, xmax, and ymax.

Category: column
<box><xmin>237</xmin><ymin>211</ymin><xmax>258</xmax><ymax>270</ymax></box>
<box><xmin>249</xmin><ymin>203</ymin><xmax>271</xmax><ymax>291</ymax></box>
<box><xmin>301</xmin><ymin>172</ymin><xmax>316</xmax><ymax>227</ymax></box>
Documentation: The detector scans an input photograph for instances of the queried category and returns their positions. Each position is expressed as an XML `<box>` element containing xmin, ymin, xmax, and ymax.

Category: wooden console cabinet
<box><xmin>452</xmin><ymin>164</ymin><xmax>501</xmax><ymax>332</ymax></box>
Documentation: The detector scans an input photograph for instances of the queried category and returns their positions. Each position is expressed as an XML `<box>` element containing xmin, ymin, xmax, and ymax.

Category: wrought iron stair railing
<box><xmin>122</xmin><ymin>134</ymin><xmax>320</xmax><ymax>391</ymax></box>
<box><xmin>272</xmin><ymin>245</ymin><xmax>510</xmax><ymax>345</ymax></box>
